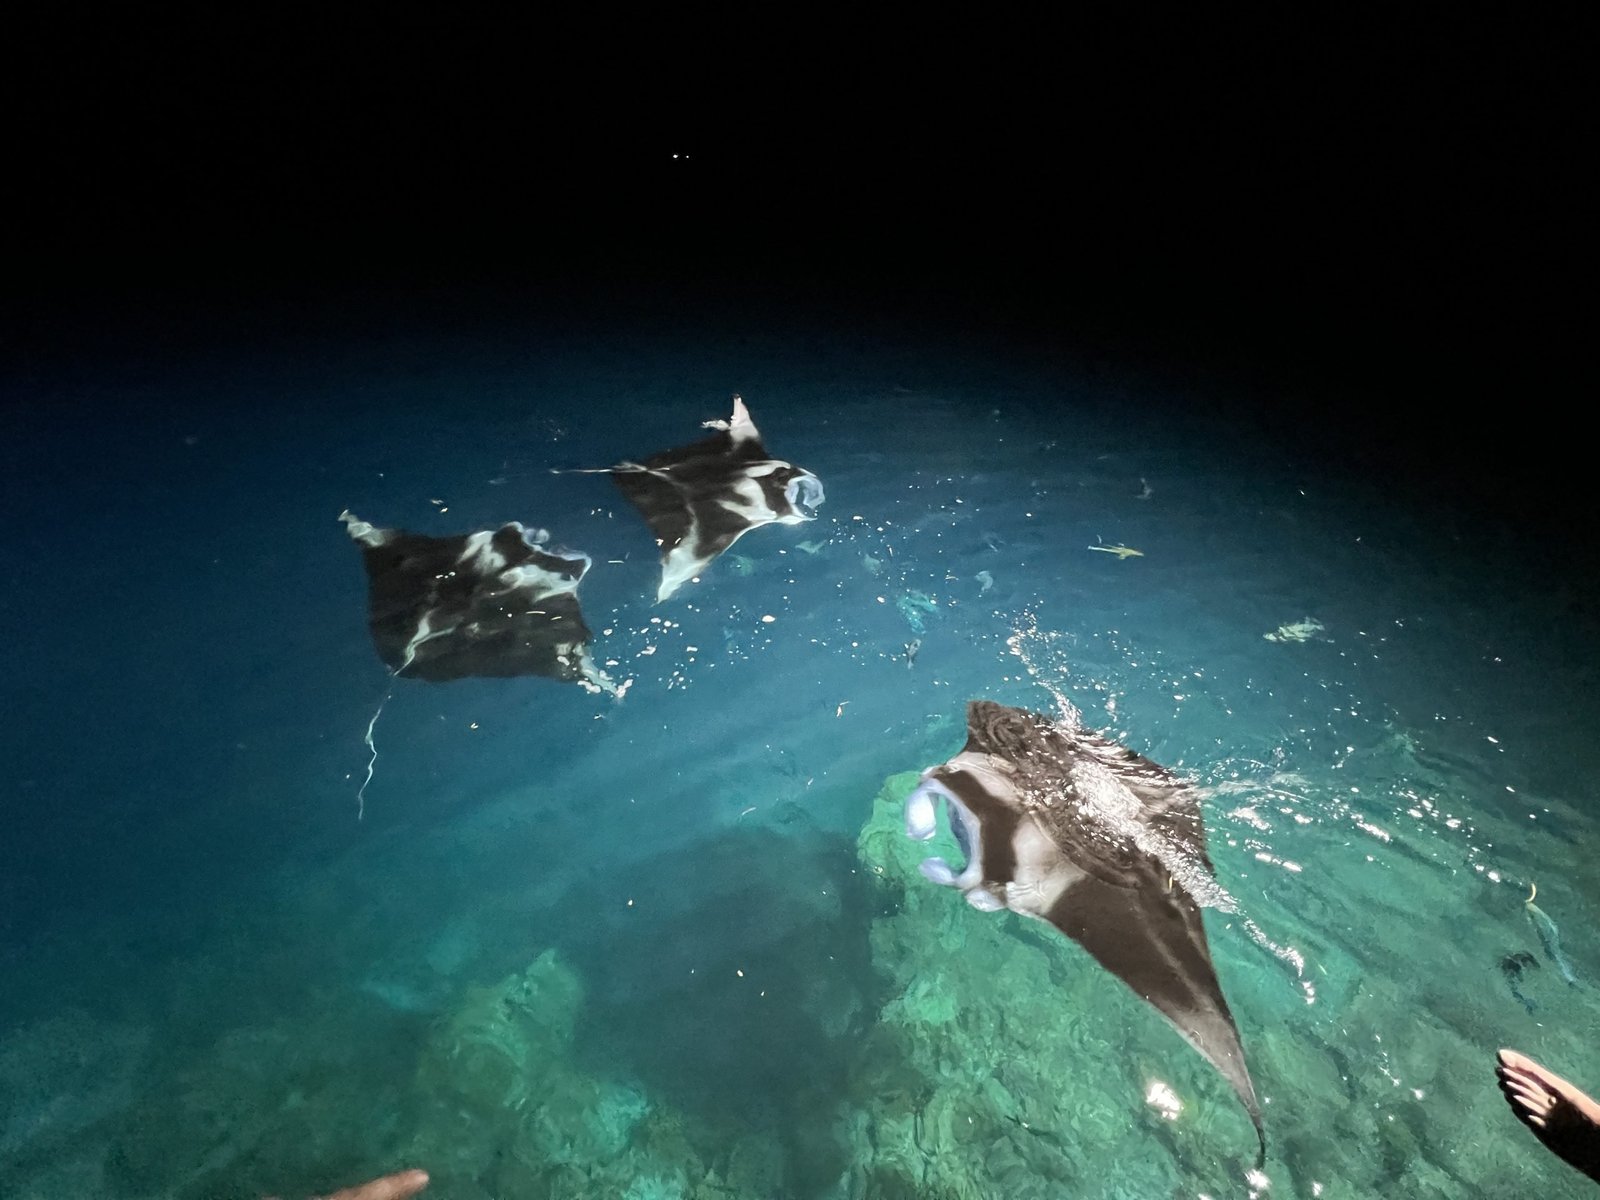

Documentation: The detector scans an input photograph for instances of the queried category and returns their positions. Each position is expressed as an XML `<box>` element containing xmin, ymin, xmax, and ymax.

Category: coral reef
<box><xmin>0</xmin><ymin>1008</ymin><xmax>149</xmax><ymax>1196</ymax></box>
<box><xmin>0</xmin><ymin>1010</ymin><xmax>149</xmax><ymax>1161</ymax></box>
<box><xmin>402</xmin><ymin>950</ymin><xmax>670</xmax><ymax>1197</ymax></box>
<box><xmin>397</xmin><ymin>948</ymin><xmax>823</xmax><ymax>1200</ymax></box>
<box><xmin>9</xmin><ymin>761</ymin><xmax>1589</xmax><ymax>1198</ymax></box>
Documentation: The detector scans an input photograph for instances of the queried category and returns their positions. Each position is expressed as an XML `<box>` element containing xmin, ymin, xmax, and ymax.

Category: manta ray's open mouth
<box><xmin>788</xmin><ymin>473</ymin><xmax>825</xmax><ymax>519</ymax></box>
<box><xmin>903</xmin><ymin>778</ymin><xmax>979</xmax><ymax>886</ymax></box>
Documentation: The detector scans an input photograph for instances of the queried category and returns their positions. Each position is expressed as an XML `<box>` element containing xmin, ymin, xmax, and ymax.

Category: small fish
<box><xmin>905</xmin><ymin>638</ymin><xmax>922</xmax><ymax>668</ymax></box>
<box><xmin>1088</xmin><ymin>543</ymin><xmax>1144</xmax><ymax>560</ymax></box>
<box><xmin>1526</xmin><ymin>884</ymin><xmax>1581</xmax><ymax>986</ymax></box>
<box><xmin>1264</xmin><ymin>617</ymin><xmax>1326</xmax><ymax>643</ymax></box>
<box><xmin>1137</xmin><ymin>477</ymin><xmax>1153</xmax><ymax>500</ymax></box>
<box><xmin>795</xmin><ymin>539</ymin><xmax>829</xmax><ymax>555</ymax></box>
<box><xmin>1499</xmin><ymin>950</ymin><xmax>1541</xmax><ymax>1013</ymax></box>
<box><xmin>975</xmin><ymin>570</ymin><xmax>995</xmax><ymax>594</ymax></box>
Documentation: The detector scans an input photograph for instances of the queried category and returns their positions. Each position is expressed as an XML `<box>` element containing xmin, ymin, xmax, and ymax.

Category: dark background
<box><xmin>3</xmin><ymin>8</ymin><xmax>1590</xmax><ymax>526</ymax></box>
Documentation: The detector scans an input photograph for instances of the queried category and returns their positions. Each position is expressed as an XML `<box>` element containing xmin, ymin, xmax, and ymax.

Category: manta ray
<box><xmin>564</xmin><ymin>394</ymin><xmax>824</xmax><ymax>601</ymax></box>
<box><xmin>903</xmin><ymin>699</ymin><xmax>1265</xmax><ymax>1159</ymax></box>
<box><xmin>340</xmin><ymin>511</ymin><xmax>616</xmax><ymax>694</ymax></box>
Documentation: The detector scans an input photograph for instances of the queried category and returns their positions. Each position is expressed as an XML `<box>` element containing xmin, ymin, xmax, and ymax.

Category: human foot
<box><xmin>267</xmin><ymin>1169</ymin><xmax>429</xmax><ymax>1200</ymax></box>
<box><xmin>1497</xmin><ymin>1049</ymin><xmax>1600</xmax><ymax>1182</ymax></box>
<box><xmin>324</xmin><ymin>1171</ymin><xmax>429</xmax><ymax>1200</ymax></box>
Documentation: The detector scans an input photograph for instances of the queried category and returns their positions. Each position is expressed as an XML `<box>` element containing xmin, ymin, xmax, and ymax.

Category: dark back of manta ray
<box><xmin>612</xmin><ymin>426</ymin><xmax>802</xmax><ymax>555</ymax></box>
<box><xmin>359</xmin><ymin>527</ymin><xmax>593</xmax><ymax>682</ymax></box>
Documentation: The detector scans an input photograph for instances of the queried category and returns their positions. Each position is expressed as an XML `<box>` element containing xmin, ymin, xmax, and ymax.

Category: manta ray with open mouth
<box><xmin>904</xmin><ymin>699</ymin><xmax>1265</xmax><ymax>1160</ymax></box>
<box><xmin>563</xmin><ymin>394</ymin><xmax>825</xmax><ymax>601</ymax></box>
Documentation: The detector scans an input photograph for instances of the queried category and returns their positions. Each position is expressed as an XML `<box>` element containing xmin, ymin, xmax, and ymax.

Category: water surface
<box><xmin>3</xmin><ymin>301</ymin><xmax>1597</xmax><ymax>1198</ymax></box>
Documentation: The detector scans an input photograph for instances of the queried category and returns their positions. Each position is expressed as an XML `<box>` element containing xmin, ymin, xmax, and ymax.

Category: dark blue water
<box><xmin>3</xmin><ymin>297</ymin><xmax>1598</xmax><ymax>1198</ymax></box>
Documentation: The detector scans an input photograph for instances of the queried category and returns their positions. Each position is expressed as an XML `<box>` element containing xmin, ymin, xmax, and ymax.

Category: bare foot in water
<box><xmin>267</xmin><ymin>1169</ymin><xmax>429</xmax><ymax>1200</ymax></box>
<box><xmin>1497</xmin><ymin>1049</ymin><xmax>1600</xmax><ymax>1182</ymax></box>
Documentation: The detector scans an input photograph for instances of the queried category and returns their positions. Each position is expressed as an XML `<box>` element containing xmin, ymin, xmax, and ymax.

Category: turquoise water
<box><xmin>3</xmin><ymin>305</ymin><xmax>1598</xmax><ymax>1198</ymax></box>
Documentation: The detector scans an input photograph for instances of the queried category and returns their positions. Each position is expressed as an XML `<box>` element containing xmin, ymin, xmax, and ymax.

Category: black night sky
<box><xmin>3</xmin><ymin>9</ymin><xmax>1591</xmax><ymax>538</ymax></box>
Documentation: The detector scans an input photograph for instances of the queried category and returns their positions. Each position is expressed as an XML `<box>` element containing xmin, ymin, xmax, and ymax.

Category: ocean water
<box><xmin>3</xmin><ymin>297</ymin><xmax>1598</xmax><ymax>1199</ymax></box>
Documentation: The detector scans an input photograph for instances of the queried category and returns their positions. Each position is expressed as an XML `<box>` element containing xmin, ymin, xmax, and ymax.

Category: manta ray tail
<box><xmin>355</xmin><ymin>685</ymin><xmax>394</xmax><ymax>821</ymax></box>
<box><xmin>549</xmin><ymin>464</ymin><xmax>651</xmax><ymax>476</ymax></box>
